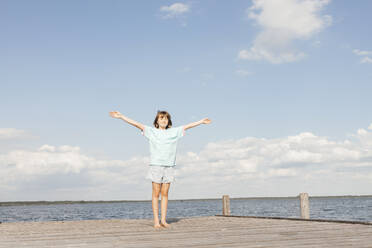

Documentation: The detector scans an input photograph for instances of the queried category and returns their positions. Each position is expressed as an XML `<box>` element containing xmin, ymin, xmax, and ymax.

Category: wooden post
<box><xmin>222</xmin><ymin>195</ymin><xmax>231</xmax><ymax>216</ymax></box>
<box><xmin>299</xmin><ymin>193</ymin><xmax>310</xmax><ymax>219</ymax></box>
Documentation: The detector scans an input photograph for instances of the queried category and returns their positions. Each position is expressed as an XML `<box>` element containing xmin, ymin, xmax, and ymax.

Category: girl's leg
<box><xmin>152</xmin><ymin>182</ymin><xmax>161</xmax><ymax>228</ymax></box>
<box><xmin>160</xmin><ymin>183</ymin><xmax>171</xmax><ymax>227</ymax></box>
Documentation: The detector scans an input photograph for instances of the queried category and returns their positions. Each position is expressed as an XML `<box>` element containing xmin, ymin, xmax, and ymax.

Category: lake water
<box><xmin>1</xmin><ymin>196</ymin><xmax>372</xmax><ymax>223</ymax></box>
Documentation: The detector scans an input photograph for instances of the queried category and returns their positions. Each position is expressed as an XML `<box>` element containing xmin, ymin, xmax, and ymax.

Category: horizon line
<box><xmin>1</xmin><ymin>194</ymin><xmax>372</xmax><ymax>206</ymax></box>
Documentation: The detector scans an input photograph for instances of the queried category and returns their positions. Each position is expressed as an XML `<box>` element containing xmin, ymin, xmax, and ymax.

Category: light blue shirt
<box><xmin>142</xmin><ymin>125</ymin><xmax>185</xmax><ymax>167</ymax></box>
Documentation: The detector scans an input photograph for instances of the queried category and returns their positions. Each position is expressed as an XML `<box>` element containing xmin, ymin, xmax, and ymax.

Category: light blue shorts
<box><xmin>146</xmin><ymin>166</ymin><xmax>175</xmax><ymax>184</ymax></box>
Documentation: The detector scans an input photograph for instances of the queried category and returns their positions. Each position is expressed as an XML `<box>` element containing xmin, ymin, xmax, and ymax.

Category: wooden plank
<box><xmin>1</xmin><ymin>216</ymin><xmax>371</xmax><ymax>248</ymax></box>
<box><xmin>215</xmin><ymin>214</ymin><xmax>372</xmax><ymax>225</ymax></box>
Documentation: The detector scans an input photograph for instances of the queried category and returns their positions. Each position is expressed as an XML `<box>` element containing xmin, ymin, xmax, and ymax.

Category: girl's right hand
<box><xmin>109</xmin><ymin>111</ymin><xmax>122</xmax><ymax>119</ymax></box>
<box><xmin>202</xmin><ymin>118</ymin><xmax>212</xmax><ymax>124</ymax></box>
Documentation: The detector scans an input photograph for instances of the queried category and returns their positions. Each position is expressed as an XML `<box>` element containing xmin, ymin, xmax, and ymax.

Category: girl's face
<box><xmin>157</xmin><ymin>115</ymin><xmax>169</xmax><ymax>129</ymax></box>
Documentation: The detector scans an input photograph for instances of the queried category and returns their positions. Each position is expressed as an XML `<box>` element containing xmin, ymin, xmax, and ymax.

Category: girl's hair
<box><xmin>153</xmin><ymin>110</ymin><xmax>172</xmax><ymax>129</ymax></box>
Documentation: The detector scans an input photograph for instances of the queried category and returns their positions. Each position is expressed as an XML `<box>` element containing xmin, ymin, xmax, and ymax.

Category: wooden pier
<box><xmin>1</xmin><ymin>215</ymin><xmax>372</xmax><ymax>247</ymax></box>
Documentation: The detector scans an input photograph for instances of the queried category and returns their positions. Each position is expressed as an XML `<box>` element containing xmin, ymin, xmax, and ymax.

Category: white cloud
<box><xmin>201</xmin><ymin>73</ymin><xmax>214</xmax><ymax>80</ymax></box>
<box><xmin>354</xmin><ymin>127</ymin><xmax>372</xmax><ymax>147</ymax></box>
<box><xmin>239</xmin><ymin>0</ymin><xmax>332</xmax><ymax>64</ymax></box>
<box><xmin>235</xmin><ymin>69</ymin><xmax>252</xmax><ymax>77</ymax></box>
<box><xmin>357</xmin><ymin>128</ymin><xmax>368</xmax><ymax>136</ymax></box>
<box><xmin>0</xmin><ymin>128</ymin><xmax>28</xmax><ymax>139</ymax></box>
<box><xmin>267</xmin><ymin>168</ymin><xmax>297</xmax><ymax>177</ymax></box>
<box><xmin>1</xmin><ymin>123</ymin><xmax>372</xmax><ymax>200</ymax></box>
<box><xmin>181</xmin><ymin>67</ymin><xmax>191</xmax><ymax>72</ymax></box>
<box><xmin>353</xmin><ymin>49</ymin><xmax>372</xmax><ymax>64</ymax></box>
<box><xmin>160</xmin><ymin>3</ymin><xmax>190</xmax><ymax>19</ymax></box>
<box><xmin>0</xmin><ymin>145</ymin><xmax>148</xmax><ymax>181</ymax></box>
<box><xmin>59</xmin><ymin>145</ymin><xmax>81</xmax><ymax>153</ymax></box>
<box><xmin>39</xmin><ymin>145</ymin><xmax>56</xmax><ymax>152</ymax></box>
<box><xmin>0</xmin><ymin>144</ymin><xmax>150</xmax><ymax>200</ymax></box>
<box><xmin>313</xmin><ymin>40</ymin><xmax>321</xmax><ymax>47</ymax></box>
<box><xmin>353</xmin><ymin>49</ymin><xmax>372</xmax><ymax>56</ymax></box>
<box><xmin>360</xmin><ymin>57</ymin><xmax>372</xmax><ymax>64</ymax></box>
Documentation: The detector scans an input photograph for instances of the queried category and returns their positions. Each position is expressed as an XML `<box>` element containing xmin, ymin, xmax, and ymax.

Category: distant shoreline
<box><xmin>1</xmin><ymin>195</ymin><xmax>372</xmax><ymax>206</ymax></box>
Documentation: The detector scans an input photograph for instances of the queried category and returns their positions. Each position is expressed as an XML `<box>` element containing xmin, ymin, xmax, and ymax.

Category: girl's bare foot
<box><xmin>160</xmin><ymin>221</ymin><xmax>171</xmax><ymax>228</ymax></box>
<box><xmin>154</xmin><ymin>223</ymin><xmax>162</xmax><ymax>229</ymax></box>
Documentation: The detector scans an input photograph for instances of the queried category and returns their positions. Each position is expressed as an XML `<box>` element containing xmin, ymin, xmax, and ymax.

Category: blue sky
<box><xmin>1</xmin><ymin>0</ymin><xmax>372</xmax><ymax>201</ymax></box>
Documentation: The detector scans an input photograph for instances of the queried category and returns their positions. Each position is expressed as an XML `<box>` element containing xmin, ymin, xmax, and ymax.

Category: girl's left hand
<box><xmin>109</xmin><ymin>111</ymin><xmax>122</xmax><ymax>119</ymax></box>
<box><xmin>202</xmin><ymin>118</ymin><xmax>212</xmax><ymax>124</ymax></box>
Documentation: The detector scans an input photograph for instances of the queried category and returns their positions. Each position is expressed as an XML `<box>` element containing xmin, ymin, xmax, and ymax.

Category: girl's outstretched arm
<box><xmin>109</xmin><ymin>111</ymin><xmax>145</xmax><ymax>131</ymax></box>
<box><xmin>184</xmin><ymin>118</ymin><xmax>211</xmax><ymax>131</ymax></box>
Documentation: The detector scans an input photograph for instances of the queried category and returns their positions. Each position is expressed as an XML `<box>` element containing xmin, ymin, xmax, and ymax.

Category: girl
<box><xmin>109</xmin><ymin>110</ymin><xmax>211</xmax><ymax>228</ymax></box>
